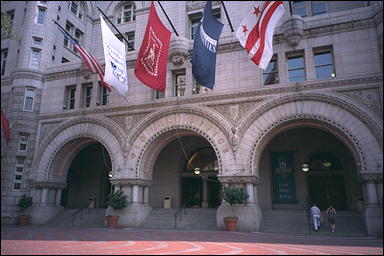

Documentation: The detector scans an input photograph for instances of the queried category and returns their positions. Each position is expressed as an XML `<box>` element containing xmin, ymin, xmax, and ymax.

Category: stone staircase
<box><xmin>139</xmin><ymin>208</ymin><xmax>217</xmax><ymax>230</ymax></box>
<box><xmin>43</xmin><ymin>208</ymin><xmax>106</xmax><ymax>227</ymax></box>
<box><xmin>260</xmin><ymin>209</ymin><xmax>367</xmax><ymax>236</ymax></box>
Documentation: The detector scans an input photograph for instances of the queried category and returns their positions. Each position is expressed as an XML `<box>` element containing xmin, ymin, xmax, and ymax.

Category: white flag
<box><xmin>236</xmin><ymin>1</ymin><xmax>285</xmax><ymax>70</ymax></box>
<box><xmin>100</xmin><ymin>14</ymin><xmax>128</xmax><ymax>99</ymax></box>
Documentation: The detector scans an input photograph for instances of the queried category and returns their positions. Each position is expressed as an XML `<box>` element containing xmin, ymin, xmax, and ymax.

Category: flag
<box><xmin>191</xmin><ymin>1</ymin><xmax>223</xmax><ymax>89</ymax></box>
<box><xmin>236</xmin><ymin>1</ymin><xmax>285</xmax><ymax>70</ymax></box>
<box><xmin>134</xmin><ymin>2</ymin><xmax>171</xmax><ymax>93</ymax></box>
<box><xmin>100</xmin><ymin>15</ymin><xmax>129</xmax><ymax>99</ymax></box>
<box><xmin>1</xmin><ymin>110</ymin><xmax>11</xmax><ymax>144</ymax></box>
<box><xmin>57</xmin><ymin>24</ymin><xmax>112</xmax><ymax>92</ymax></box>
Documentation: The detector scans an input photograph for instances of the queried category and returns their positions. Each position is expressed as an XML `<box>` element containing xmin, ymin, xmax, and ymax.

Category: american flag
<box><xmin>57</xmin><ymin>25</ymin><xmax>112</xmax><ymax>91</ymax></box>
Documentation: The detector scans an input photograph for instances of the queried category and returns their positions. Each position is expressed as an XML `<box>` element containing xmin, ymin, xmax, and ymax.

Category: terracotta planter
<box><xmin>19</xmin><ymin>215</ymin><xmax>30</xmax><ymax>226</ymax></box>
<box><xmin>106</xmin><ymin>216</ymin><xmax>119</xmax><ymax>228</ymax></box>
<box><xmin>223</xmin><ymin>217</ymin><xmax>238</xmax><ymax>231</ymax></box>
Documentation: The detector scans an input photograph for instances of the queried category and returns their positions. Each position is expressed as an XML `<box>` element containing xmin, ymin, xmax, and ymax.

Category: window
<box><xmin>64</xmin><ymin>21</ymin><xmax>74</xmax><ymax>49</ymax></box>
<box><xmin>23</xmin><ymin>88</ymin><xmax>35</xmax><ymax>111</ymax></box>
<box><xmin>263</xmin><ymin>55</ymin><xmax>279</xmax><ymax>85</ymax></box>
<box><xmin>189</xmin><ymin>9</ymin><xmax>220</xmax><ymax>40</ymax></box>
<box><xmin>1</xmin><ymin>49</ymin><xmax>8</xmax><ymax>76</ymax></box>
<box><xmin>314</xmin><ymin>47</ymin><xmax>335</xmax><ymax>79</ymax></box>
<box><xmin>65</xmin><ymin>85</ymin><xmax>76</xmax><ymax>109</ymax></box>
<box><xmin>292</xmin><ymin>1</ymin><xmax>326</xmax><ymax>17</ymax></box>
<box><xmin>62</xmin><ymin>57</ymin><xmax>69</xmax><ymax>63</ymax></box>
<box><xmin>32</xmin><ymin>37</ymin><xmax>43</xmax><ymax>46</ymax></box>
<box><xmin>98</xmin><ymin>83</ymin><xmax>110</xmax><ymax>105</ymax></box>
<box><xmin>287</xmin><ymin>53</ymin><xmax>305</xmax><ymax>83</ymax></box>
<box><xmin>37</xmin><ymin>7</ymin><xmax>46</xmax><ymax>24</ymax></box>
<box><xmin>13</xmin><ymin>157</ymin><xmax>26</xmax><ymax>191</ymax></box>
<box><xmin>73</xmin><ymin>29</ymin><xmax>83</xmax><ymax>53</ymax></box>
<box><xmin>154</xmin><ymin>90</ymin><xmax>165</xmax><ymax>99</ymax></box>
<box><xmin>70</xmin><ymin>1</ymin><xmax>82</xmax><ymax>19</ymax></box>
<box><xmin>83</xmin><ymin>83</ymin><xmax>93</xmax><ymax>107</ymax></box>
<box><xmin>116</xmin><ymin>31</ymin><xmax>135</xmax><ymax>51</ymax></box>
<box><xmin>190</xmin><ymin>16</ymin><xmax>201</xmax><ymax>40</ymax></box>
<box><xmin>30</xmin><ymin>48</ymin><xmax>41</xmax><ymax>68</ymax></box>
<box><xmin>192</xmin><ymin>81</ymin><xmax>209</xmax><ymax>95</ymax></box>
<box><xmin>116</xmin><ymin>3</ymin><xmax>136</xmax><ymax>24</ymax></box>
<box><xmin>6</xmin><ymin>9</ymin><xmax>15</xmax><ymax>29</ymax></box>
<box><xmin>175</xmin><ymin>72</ymin><xmax>186</xmax><ymax>97</ymax></box>
<box><xmin>18</xmin><ymin>134</ymin><xmax>29</xmax><ymax>151</ymax></box>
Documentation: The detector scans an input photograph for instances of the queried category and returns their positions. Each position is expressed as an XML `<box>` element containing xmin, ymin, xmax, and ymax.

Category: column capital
<box><xmin>218</xmin><ymin>175</ymin><xmax>261</xmax><ymax>185</ymax></box>
<box><xmin>358</xmin><ymin>172</ymin><xmax>383</xmax><ymax>183</ymax></box>
<box><xmin>110</xmin><ymin>178</ymin><xmax>152</xmax><ymax>187</ymax></box>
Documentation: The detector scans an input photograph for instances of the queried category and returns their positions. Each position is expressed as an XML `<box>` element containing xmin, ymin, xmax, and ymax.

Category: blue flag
<box><xmin>191</xmin><ymin>1</ymin><xmax>224</xmax><ymax>89</ymax></box>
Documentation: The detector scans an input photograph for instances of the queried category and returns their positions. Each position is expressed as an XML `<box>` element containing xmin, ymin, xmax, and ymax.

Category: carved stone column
<box><xmin>55</xmin><ymin>189</ymin><xmax>62</xmax><ymax>206</ymax></box>
<box><xmin>359</xmin><ymin>173</ymin><xmax>382</xmax><ymax>205</ymax></box>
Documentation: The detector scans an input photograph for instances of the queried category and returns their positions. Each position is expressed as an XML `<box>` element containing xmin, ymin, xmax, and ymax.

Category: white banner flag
<box><xmin>100</xmin><ymin>14</ymin><xmax>128</xmax><ymax>99</ymax></box>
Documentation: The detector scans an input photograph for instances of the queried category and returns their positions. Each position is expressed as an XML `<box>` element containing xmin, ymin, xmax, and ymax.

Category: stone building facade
<box><xmin>1</xmin><ymin>1</ymin><xmax>382</xmax><ymax>236</ymax></box>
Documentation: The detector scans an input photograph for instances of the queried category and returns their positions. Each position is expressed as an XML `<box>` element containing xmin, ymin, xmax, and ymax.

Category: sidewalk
<box><xmin>1</xmin><ymin>225</ymin><xmax>383</xmax><ymax>255</ymax></box>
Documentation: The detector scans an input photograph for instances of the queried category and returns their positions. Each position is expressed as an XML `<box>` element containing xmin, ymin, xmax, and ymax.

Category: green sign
<box><xmin>271</xmin><ymin>152</ymin><xmax>297</xmax><ymax>203</ymax></box>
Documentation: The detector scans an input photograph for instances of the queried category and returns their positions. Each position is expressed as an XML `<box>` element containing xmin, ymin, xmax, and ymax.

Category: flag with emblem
<box><xmin>1</xmin><ymin>109</ymin><xmax>11</xmax><ymax>144</ymax></box>
<box><xmin>191</xmin><ymin>1</ymin><xmax>224</xmax><ymax>89</ymax></box>
<box><xmin>134</xmin><ymin>1</ymin><xmax>171</xmax><ymax>93</ymax></box>
<box><xmin>100</xmin><ymin>14</ymin><xmax>129</xmax><ymax>99</ymax></box>
<box><xmin>236</xmin><ymin>1</ymin><xmax>285</xmax><ymax>70</ymax></box>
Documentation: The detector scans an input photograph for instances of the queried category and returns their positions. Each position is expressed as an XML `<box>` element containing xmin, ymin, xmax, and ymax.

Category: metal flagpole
<box><xmin>221</xmin><ymin>1</ymin><xmax>234</xmax><ymax>32</ymax></box>
<box><xmin>156</xmin><ymin>1</ymin><xmax>179</xmax><ymax>36</ymax></box>
<box><xmin>53</xmin><ymin>20</ymin><xmax>78</xmax><ymax>42</ymax></box>
<box><xmin>97</xmin><ymin>6</ymin><xmax>134</xmax><ymax>50</ymax></box>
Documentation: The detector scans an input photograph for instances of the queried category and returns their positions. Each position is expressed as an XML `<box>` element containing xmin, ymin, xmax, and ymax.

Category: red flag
<box><xmin>1</xmin><ymin>110</ymin><xmax>11</xmax><ymax>144</ymax></box>
<box><xmin>134</xmin><ymin>2</ymin><xmax>171</xmax><ymax>93</ymax></box>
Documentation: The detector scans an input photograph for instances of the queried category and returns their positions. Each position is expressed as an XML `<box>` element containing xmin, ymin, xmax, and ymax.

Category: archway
<box><xmin>61</xmin><ymin>142</ymin><xmax>112</xmax><ymax>208</ymax></box>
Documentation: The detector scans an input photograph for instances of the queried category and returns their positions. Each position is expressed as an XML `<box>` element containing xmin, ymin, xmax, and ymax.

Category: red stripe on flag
<box><xmin>251</xmin><ymin>1</ymin><xmax>282</xmax><ymax>66</ymax></box>
<box><xmin>244</xmin><ymin>1</ymin><xmax>271</xmax><ymax>53</ymax></box>
<box><xmin>1</xmin><ymin>110</ymin><xmax>11</xmax><ymax>144</ymax></box>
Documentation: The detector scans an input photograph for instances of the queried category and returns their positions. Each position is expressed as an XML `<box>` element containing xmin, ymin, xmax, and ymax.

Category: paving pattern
<box><xmin>1</xmin><ymin>225</ymin><xmax>383</xmax><ymax>255</ymax></box>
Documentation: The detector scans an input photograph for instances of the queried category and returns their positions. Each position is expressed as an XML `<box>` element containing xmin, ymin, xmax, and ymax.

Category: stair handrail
<box><xmin>72</xmin><ymin>197</ymin><xmax>96</xmax><ymax>226</ymax></box>
<box><xmin>174</xmin><ymin>200</ymin><xmax>188</xmax><ymax>228</ymax></box>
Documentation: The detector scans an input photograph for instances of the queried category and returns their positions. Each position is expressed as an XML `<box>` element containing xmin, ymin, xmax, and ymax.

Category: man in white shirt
<box><xmin>310</xmin><ymin>203</ymin><xmax>322</xmax><ymax>231</ymax></box>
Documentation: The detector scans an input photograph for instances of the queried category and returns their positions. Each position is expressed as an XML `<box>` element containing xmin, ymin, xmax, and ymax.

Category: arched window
<box><xmin>184</xmin><ymin>147</ymin><xmax>218</xmax><ymax>173</ymax></box>
<box><xmin>116</xmin><ymin>2</ymin><xmax>136</xmax><ymax>24</ymax></box>
<box><xmin>69</xmin><ymin>1</ymin><xmax>83</xmax><ymax>20</ymax></box>
<box><xmin>309</xmin><ymin>152</ymin><xmax>343</xmax><ymax>171</ymax></box>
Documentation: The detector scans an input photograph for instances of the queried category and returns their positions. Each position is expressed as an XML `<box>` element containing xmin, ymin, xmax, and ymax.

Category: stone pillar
<box><xmin>143</xmin><ymin>186</ymin><xmax>149</xmax><ymax>205</ymax></box>
<box><xmin>202</xmin><ymin>179</ymin><xmax>208</xmax><ymax>208</ymax></box>
<box><xmin>138</xmin><ymin>186</ymin><xmax>143</xmax><ymax>203</ymax></box>
<box><xmin>40</xmin><ymin>187</ymin><xmax>49</xmax><ymax>206</ymax></box>
<box><xmin>246</xmin><ymin>183</ymin><xmax>255</xmax><ymax>204</ymax></box>
<box><xmin>132</xmin><ymin>185</ymin><xmax>139</xmax><ymax>204</ymax></box>
<box><xmin>55</xmin><ymin>188</ymin><xmax>62</xmax><ymax>206</ymax></box>
<box><xmin>365</xmin><ymin>182</ymin><xmax>378</xmax><ymax>205</ymax></box>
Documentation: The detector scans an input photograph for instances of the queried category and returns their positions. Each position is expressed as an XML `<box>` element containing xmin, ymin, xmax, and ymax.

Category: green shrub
<box><xmin>223</xmin><ymin>186</ymin><xmax>249</xmax><ymax>205</ymax></box>
<box><xmin>107</xmin><ymin>190</ymin><xmax>129</xmax><ymax>210</ymax></box>
<box><xmin>18</xmin><ymin>194</ymin><xmax>33</xmax><ymax>209</ymax></box>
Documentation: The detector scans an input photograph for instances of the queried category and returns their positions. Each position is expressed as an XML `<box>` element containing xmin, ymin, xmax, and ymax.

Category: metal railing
<box><xmin>72</xmin><ymin>197</ymin><xmax>96</xmax><ymax>226</ymax></box>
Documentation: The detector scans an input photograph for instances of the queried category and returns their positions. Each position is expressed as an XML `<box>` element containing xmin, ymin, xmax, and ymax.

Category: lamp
<box><xmin>194</xmin><ymin>167</ymin><xmax>200</xmax><ymax>175</ymax></box>
<box><xmin>301</xmin><ymin>163</ymin><xmax>309</xmax><ymax>172</ymax></box>
<box><xmin>108</xmin><ymin>171</ymin><xmax>112</xmax><ymax>178</ymax></box>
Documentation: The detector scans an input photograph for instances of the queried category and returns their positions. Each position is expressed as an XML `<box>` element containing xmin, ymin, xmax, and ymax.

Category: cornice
<box><xmin>358</xmin><ymin>172</ymin><xmax>383</xmax><ymax>183</ymax></box>
<box><xmin>10</xmin><ymin>69</ymin><xmax>44</xmax><ymax>82</ymax></box>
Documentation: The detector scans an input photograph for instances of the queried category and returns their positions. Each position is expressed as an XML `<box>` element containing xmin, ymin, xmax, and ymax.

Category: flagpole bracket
<box><xmin>282</xmin><ymin>15</ymin><xmax>304</xmax><ymax>48</ymax></box>
<box><xmin>168</xmin><ymin>36</ymin><xmax>189</xmax><ymax>65</ymax></box>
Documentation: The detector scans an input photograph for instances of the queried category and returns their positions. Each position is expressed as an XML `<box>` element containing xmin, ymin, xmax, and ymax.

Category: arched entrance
<box><xmin>260</xmin><ymin>127</ymin><xmax>362</xmax><ymax>211</ymax></box>
<box><xmin>148</xmin><ymin>132</ymin><xmax>220</xmax><ymax>209</ymax></box>
<box><xmin>61</xmin><ymin>142</ymin><xmax>112</xmax><ymax>208</ymax></box>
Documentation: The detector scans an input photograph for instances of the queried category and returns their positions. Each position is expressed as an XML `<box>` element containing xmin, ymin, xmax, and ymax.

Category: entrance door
<box><xmin>309</xmin><ymin>175</ymin><xmax>347</xmax><ymax>210</ymax></box>
<box><xmin>182</xmin><ymin>177</ymin><xmax>202</xmax><ymax>208</ymax></box>
<box><xmin>208</xmin><ymin>176</ymin><xmax>221</xmax><ymax>208</ymax></box>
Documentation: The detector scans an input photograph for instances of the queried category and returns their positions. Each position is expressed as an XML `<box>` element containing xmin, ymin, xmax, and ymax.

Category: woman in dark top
<box><xmin>327</xmin><ymin>205</ymin><xmax>337</xmax><ymax>232</ymax></box>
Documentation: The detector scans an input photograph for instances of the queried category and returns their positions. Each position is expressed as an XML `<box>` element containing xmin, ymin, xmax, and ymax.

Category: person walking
<box><xmin>310</xmin><ymin>203</ymin><xmax>322</xmax><ymax>231</ymax></box>
<box><xmin>327</xmin><ymin>205</ymin><xmax>337</xmax><ymax>232</ymax></box>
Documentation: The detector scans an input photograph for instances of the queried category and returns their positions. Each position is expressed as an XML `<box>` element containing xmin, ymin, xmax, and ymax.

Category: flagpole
<box><xmin>288</xmin><ymin>1</ymin><xmax>293</xmax><ymax>15</ymax></box>
<box><xmin>221</xmin><ymin>1</ymin><xmax>234</xmax><ymax>32</ymax></box>
<box><xmin>97</xmin><ymin>6</ymin><xmax>134</xmax><ymax>50</ymax></box>
<box><xmin>156</xmin><ymin>1</ymin><xmax>179</xmax><ymax>36</ymax></box>
<box><xmin>53</xmin><ymin>20</ymin><xmax>78</xmax><ymax>43</ymax></box>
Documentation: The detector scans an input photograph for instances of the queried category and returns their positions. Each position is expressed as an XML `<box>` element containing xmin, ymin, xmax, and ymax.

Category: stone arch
<box><xmin>236</xmin><ymin>92</ymin><xmax>383</xmax><ymax>176</ymax></box>
<box><xmin>105</xmin><ymin>1</ymin><xmax>140</xmax><ymax>17</ymax></box>
<box><xmin>124</xmin><ymin>106</ymin><xmax>235</xmax><ymax>179</ymax></box>
<box><xmin>31</xmin><ymin>117</ymin><xmax>127</xmax><ymax>182</ymax></box>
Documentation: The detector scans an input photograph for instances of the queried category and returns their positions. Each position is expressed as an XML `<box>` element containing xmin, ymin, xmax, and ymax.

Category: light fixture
<box><xmin>194</xmin><ymin>167</ymin><xmax>200</xmax><ymax>175</ymax></box>
<box><xmin>108</xmin><ymin>171</ymin><xmax>112</xmax><ymax>178</ymax></box>
<box><xmin>322</xmin><ymin>162</ymin><xmax>332</xmax><ymax>168</ymax></box>
<box><xmin>301</xmin><ymin>163</ymin><xmax>309</xmax><ymax>172</ymax></box>
<box><xmin>331</xmin><ymin>73</ymin><xmax>336</xmax><ymax>77</ymax></box>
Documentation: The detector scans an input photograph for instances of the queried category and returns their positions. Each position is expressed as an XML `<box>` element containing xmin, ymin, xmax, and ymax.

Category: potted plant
<box><xmin>18</xmin><ymin>194</ymin><xmax>33</xmax><ymax>226</ymax></box>
<box><xmin>222</xmin><ymin>186</ymin><xmax>249</xmax><ymax>231</ymax></box>
<box><xmin>106</xmin><ymin>190</ymin><xmax>128</xmax><ymax>228</ymax></box>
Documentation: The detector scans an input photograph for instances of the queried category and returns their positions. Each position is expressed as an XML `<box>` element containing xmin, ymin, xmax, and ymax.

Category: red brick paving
<box><xmin>1</xmin><ymin>225</ymin><xmax>383</xmax><ymax>255</ymax></box>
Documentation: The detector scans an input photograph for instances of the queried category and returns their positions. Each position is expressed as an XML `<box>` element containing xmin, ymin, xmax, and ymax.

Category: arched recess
<box><xmin>235</xmin><ymin>92</ymin><xmax>383</xmax><ymax>176</ymax></box>
<box><xmin>124</xmin><ymin>106</ymin><xmax>235</xmax><ymax>179</ymax></box>
<box><xmin>31</xmin><ymin>117</ymin><xmax>127</xmax><ymax>183</ymax></box>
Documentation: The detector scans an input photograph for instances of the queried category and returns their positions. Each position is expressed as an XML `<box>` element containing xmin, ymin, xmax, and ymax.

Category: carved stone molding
<box><xmin>31</xmin><ymin>182</ymin><xmax>67</xmax><ymax>189</ymax></box>
<box><xmin>340</xmin><ymin>88</ymin><xmax>383</xmax><ymax>117</ymax></box>
<box><xmin>110</xmin><ymin>178</ymin><xmax>152</xmax><ymax>187</ymax></box>
<box><xmin>282</xmin><ymin>15</ymin><xmax>304</xmax><ymax>48</ymax></box>
<box><xmin>218</xmin><ymin>175</ymin><xmax>261</xmax><ymax>185</ymax></box>
<box><xmin>359</xmin><ymin>172</ymin><xmax>383</xmax><ymax>183</ymax></box>
<box><xmin>169</xmin><ymin>36</ymin><xmax>189</xmax><ymax>65</ymax></box>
